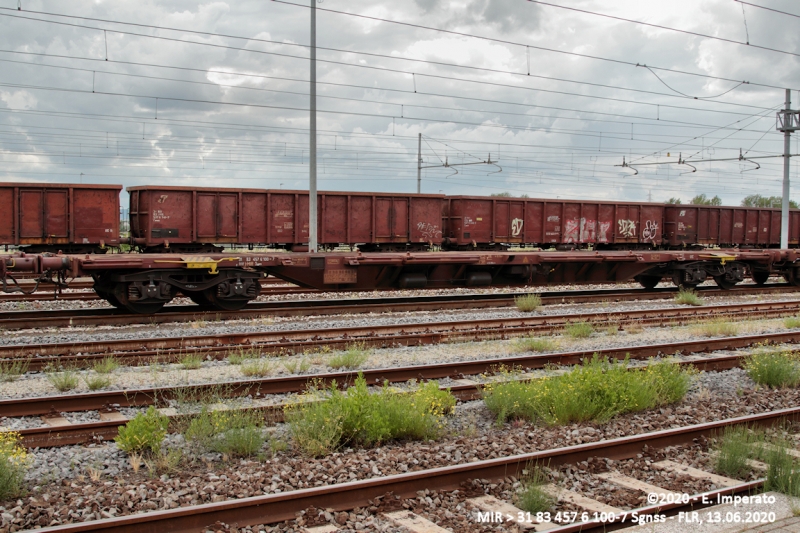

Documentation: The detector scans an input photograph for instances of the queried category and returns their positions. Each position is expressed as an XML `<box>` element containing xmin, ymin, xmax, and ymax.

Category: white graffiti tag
<box><xmin>579</xmin><ymin>218</ymin><xmax>596</xmax><ymax>242</ymax></box>
<box><xmin>597</xmin><ymin>221</ymin><xmax>611</xmax><ymax>243</ymax></box>
<box><xmin>511</xmin><ymin>218</ymin><xmax>523</xmax><ymax>237</ymax></box>
<box><xmin>618</xmin><ymin>219</ymin><xmax>637</xmax><ymax>238</ymax></box>
<box><xmin>641</xmin><ymin>220</ymin><xmax>659</xmax><ymax>241</ymax></box>
<box><xmin>564</xmin><ymin>219</ymin><xmax>580</xmax><ymax>243</ymax></box>
<box><xmin>416</xmin><ymin>222</ymin><xmax>442</xmax><ymax>241</ymax></box>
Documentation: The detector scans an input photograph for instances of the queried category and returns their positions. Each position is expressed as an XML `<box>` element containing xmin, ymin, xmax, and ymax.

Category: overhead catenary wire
<box><xmin>526</xmin><ymin>0</ymin><xmax>800</xmax><ymax>60</ymax></box>
<box><xmin>270</xmin><ymin>0</ymin><xmax>794</xmax><ymax>92</ymax></box>
<box><xmin>4</xmin><ymin>80</ymin><xmax>782</xmax><ymax>146</ymax></box>
<box><xmin>0</xmin><ymin>46</ymin><xmax>776</xmax><ymax>118</ymax></box>
<box><xmin>0</xmin><ymin>55</ymin><xmax>781</xmax><ymax>132</ymax></box>
<box><xmin>1</xmin><ymin>5</ymin><xmax>790</xmax><ymax>97</ymax></box>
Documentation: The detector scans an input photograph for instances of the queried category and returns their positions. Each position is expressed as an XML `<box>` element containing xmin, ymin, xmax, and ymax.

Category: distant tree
<box><xmin>519</xmin><ymin>194</ymin><xmax>530</xmax><ymax>198</ymax></box>
<box><xmin>490</xmin><ymin>192</ymin><xmax>512</xmax><ymax>197</ymax></box>
<box><xmin>741</xmin><ymin>194</ymin><xmax>799</xmax><ymax>209</ymax></box>
<box><xmin>690</xmin><ymin>194</ymin><xmax>722</xmax><ymax>206</ymax></box>
<box><xmin>665</xmin><ymin>197</ymin><xmax>682</xmax><ymax>204</ymax></box>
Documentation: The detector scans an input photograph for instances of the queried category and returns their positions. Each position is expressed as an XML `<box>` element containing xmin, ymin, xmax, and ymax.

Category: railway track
<box><xmin>4</xmin><ymin>299</ymin><xmax>800</xmax><ymax>370</ymax></box>
<box><xmin>1</xmin><ymin>284</ymin><xmax>797</xmax><ymax>330</ymax></box>
<box><xmin>22</xmin><ymin>407</ymin><xmax>796</xmax><ymax>533</ymax></box>
<box><xmin>7</xmin><ymin>330</ymin><xmax>796</xmax><ymax>447</ymax></box>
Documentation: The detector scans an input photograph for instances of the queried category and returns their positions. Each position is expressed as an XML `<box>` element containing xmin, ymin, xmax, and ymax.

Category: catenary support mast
<box><xmin>308</xmin><ymin>0</ymin><xmax>318</xmax><ymax>252</ymax></box>
<box><xmin>781</xmin><ymin>89</ymin><xmax>792</xmax><ymax>249</ymax></box>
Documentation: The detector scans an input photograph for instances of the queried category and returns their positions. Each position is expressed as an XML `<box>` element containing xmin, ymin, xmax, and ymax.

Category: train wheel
<box><xmin>93</xmin><ymin>286</ymin><xmax>124</xmax><ymax>308</ymax></box>
<box><xmin>713</xmin><ymin>276</ymin><xmax>737</xmax><ymax>290</ymax></box>
<box><xmin>785</xmin><ymin>267</ymin><xmax>800</xmax><ymax>286</ymax></box>
<box><xmin>634</xmin><ymin>275</ymin><xmax>661</xmax><ymax>290</ymax></box>
<box><xmin>750</xmin><ymin>271</ymin><xmax>770</xmax><ymax>285</ymax></box>
<box><xmin>113</xmin><ymin>282</ymin><xmax>167</xmax><ymax>314</ymax></box>
<box><xmin>202</xmin><ymin>287</ymin><xmax>250</xmax><ymax>311</ymax></box>
<box><xmin>671</xmin><ymin>273</ymin><xmax>698</xmax><ymax>290</ymax></box>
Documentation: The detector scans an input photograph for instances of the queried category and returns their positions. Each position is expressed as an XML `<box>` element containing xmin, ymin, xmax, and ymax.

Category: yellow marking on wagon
<box><xmin>153</xmin><ymin>256</ymin><xmax>240</xmax><ymax>274</ymax></box>
<box><xmin>699</xmin><ymin>252</ymin><xmax>737</xmax><ymax>265</ymax></box>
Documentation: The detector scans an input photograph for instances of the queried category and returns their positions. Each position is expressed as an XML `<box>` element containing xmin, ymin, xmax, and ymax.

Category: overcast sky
<box><xmin>0</xmin><ymin>0</ymin><xmax>798</xmax><ymax>207</ymax></box>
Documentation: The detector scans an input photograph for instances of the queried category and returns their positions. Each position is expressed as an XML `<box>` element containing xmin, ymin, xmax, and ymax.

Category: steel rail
<box><xmin>7</xmin><ymin>343</ymin><xmax>782</xmax><ymax>448</ymax></box>
<box><xmin>0</xmin><ymin>284</ymin><xmax>796</xmax><ymax>330</ymax></box>
<box><xmin>3</xmin><ymin>300</ymin><xmax>799</xmax><ymax>370</ymax></box>
<box><xmin>4</xmin><ymin>331</ymin><xmax>789</xmax><ymax>420</ymax></box>
<box><xmin>29</xmin><ymin>408</ymin><xmax>800</xmax><ymax>533</ymax></box>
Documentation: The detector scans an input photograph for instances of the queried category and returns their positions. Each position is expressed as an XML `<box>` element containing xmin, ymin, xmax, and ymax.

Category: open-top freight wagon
<box><xmin>4</xmin><ymin>181</ymin><xmax>800</xmax><ymax>259</ymax></box>
<box><xmin>128</xmin><ymin>186</ymin><xmax>446</xmax><ymax>253</ymax></box>
<box><xmin>0</xmin><ymin>183</ymin><xmax>121</xmax><ymax>253</ymax></box>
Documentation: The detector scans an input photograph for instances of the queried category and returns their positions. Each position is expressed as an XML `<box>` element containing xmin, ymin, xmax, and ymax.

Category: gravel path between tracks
<box><xmin>1</xmin><ymin>366</ymin><xmax>798</xmax><ymax>532</ymax></box>
<box><xmin>1</xmin><ymin>285</ymin><xmax>797</xmax><ymax>349</ymax></box>
<box><xmin>0</xmin><ymin>313</ymin><xmax>795</xmax><ymax>405</ymax></box>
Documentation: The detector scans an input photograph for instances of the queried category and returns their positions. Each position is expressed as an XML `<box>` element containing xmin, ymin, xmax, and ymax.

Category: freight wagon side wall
<box><xmin>0</xmin><ymin>187</ymin><xmax>15</xmax><ymax>244</ymax></box>
<box><xmin>664</xmin><ymin>205</ymin><xmax>799</xmax><ymax>247</ymax></box>
<box><xmin>130</xmin><ymin>189</ymin><xmax>196</xmax><ymax>246</ymax></box>
<box><xmin>267</xmin><ymin>192</ymin><xmax>445</xmax><ymax>248</ymax></box>
<box><xmin>130</xmin><ymin>187</ymin><xmax>264</xmax><ymax>247</ymax></box>
<box><xmin>72</xmin><ymin>188</ymin><xmax>120</xmax><ymax>246</ymax></box>
<box><xmin>0</xmin><ymin>184</ymin><xmax>121</xmax><ymax>247</ymax></box>
<box><xmin>447</xmin><ymin>198</ymin><xmax>663</xmax><ymax>247</ymax></box>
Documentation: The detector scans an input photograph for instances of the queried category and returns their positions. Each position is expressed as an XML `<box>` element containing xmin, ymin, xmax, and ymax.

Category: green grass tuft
<box><xmin>92</xmin><ymin>357</ymin><xmax>119</xmax><ymax>374</ymax></box>
<box><xmin>765</xmin><ymin>444</ymin><xmax>800</xmax><ymax>497</ymax></box>
<box><xmin>744</xmin><ymin>350</ymin><xmax>800</xmax><ymax>388</ymax></box>
<box><xmin>714</xmin><ymin>426</ymin><xmax>763</xmax><ymax>479</ymax></box>
<box><xmin>285</xmin><ymin>374</ymin><xmax>455</xmax><ymax>456</ymax></box>
<box><xmin>228</xmin><ymin>347</ymin><xmax>261</xmax><ymax>365</ymax></box>
<box><xmin>185</xmin><ymin>408</ymin><xmax>266</xmax><ymax>458</ymax></box>
<box><xmin>0</xmin><ymin>359</ymin><xmax>29</xmax><ymax>382</ymax></box>
<box><xmin>693</xmin><ymin>319</ymin><xmax>739</xmax><ymax>338</ymax></box>
<box><xmin>513</xmin><ymin>337</ymin><xmax>557</xmax><ymax>353</ymax></box>
<box><xmin>483</xmin><ymin>356</ymin><xmax>695</xmax><ymax>425</ymax></box>
<box><xmin>83</xmin><ymin>374</ymin><xmax>113</xmax><ymax>391</ymax></box>
<box><xmin>514</xmin><ymin>294</ymin><xmax>542</xmax><ymax>313</ymax></box>
<box><xmin>179</xmin><ymin>353</ymin><xmax>203</xmax><ymax>370</ymax></box>
<box><xmin>564</xmin><ymin>322</ymin><xmax>594</xmax><ymax>339</ymax></box>
<box><xmin>516</xmin><ymin>465</ymin><xmax>554</xmax><ymax>514</ymax></box>
<box><xmin>675</xmin><ymin>288</ymin><xmax>703</xmax><ymax>306</ymax></box>
<box><xmin>115</xmin><ymin>406</ymin><xmax>168</xmax><ymax>455</ymax></box>
<box><xmin>784</xmin><ymin>316</ymin><xmax>800</xmax><ymax>329</ymax></box>
<box><xmin>240</xmin><ymin>359</ymin><xmax>274</xmax><ymax>377</ymax></box>
<box><xmin>0</xmin><ymin>431</ymin><xmax>28</xmax><ymax>500</ymax></box>
<box><xmin>46</xmin><ymin>368</ymin><xmax>79</xmax><ymax>392</ymax></box>
<box><xmin>328</xmin><ymin>344</ymin><xmax>370</xmax><ymax>370</ymax></box>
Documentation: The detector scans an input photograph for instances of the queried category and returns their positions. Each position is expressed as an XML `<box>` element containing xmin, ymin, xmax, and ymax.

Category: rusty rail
<box><xmin>9</xmin><ymin>336</ymin><xmax>787</xmax><ymax>449</ymax></box>
<box><xmin>1</xmin><ymin>284</ymin><xmax>796</xmax><ymax>330</ymax></box>
<box><xmin>29</xmin><ymin>408</ymin><xmax>800</xmax><ymax>533</ymax></box>
<box><xmin>4</xmin><ymin>299</ymin><xmax>800</xmax><ymax>369</ymax></box>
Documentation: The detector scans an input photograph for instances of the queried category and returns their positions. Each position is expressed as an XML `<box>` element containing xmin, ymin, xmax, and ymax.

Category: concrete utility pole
<box><xmin>308</xmin><ymin>0</ymin><xmax>318</xmax><ymax>253</ymax></box>
<box><xmin>777</xmin><ymin>89</ymin><xmax>799</xmax><ymax>249</ymax></box>
<box><xmin>417</xmin><ymin>133</ymin><xmax>422</xmax><ymax>194</ymax></box>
